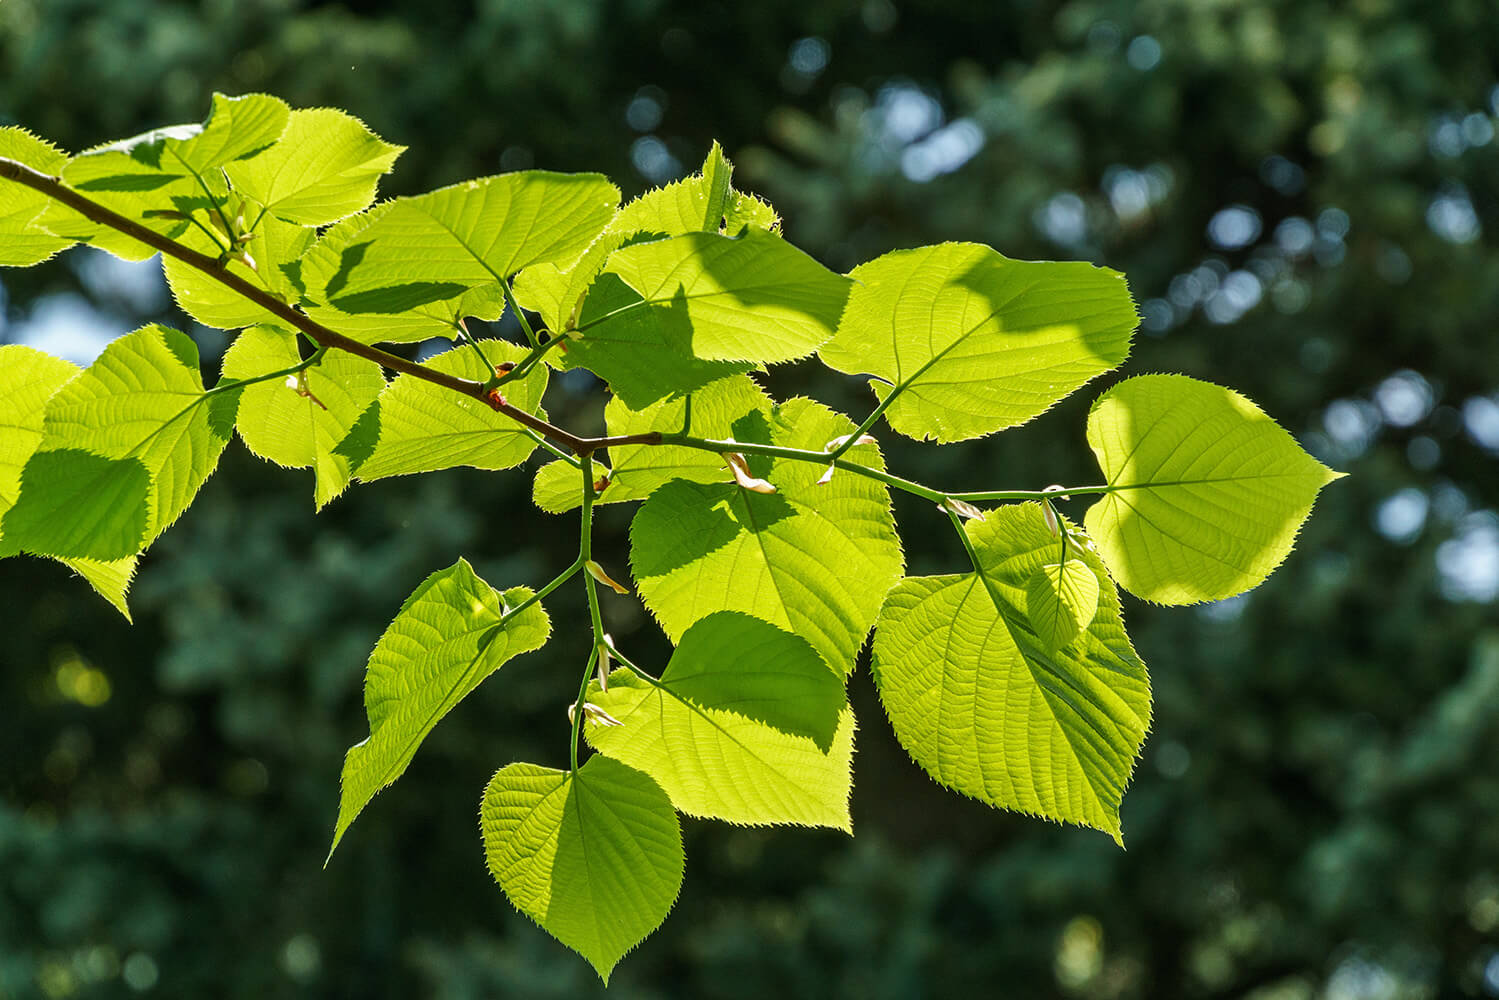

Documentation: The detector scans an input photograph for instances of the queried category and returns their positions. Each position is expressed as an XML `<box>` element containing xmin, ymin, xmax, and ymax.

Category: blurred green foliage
<box><xmin>3</xmin><ymin>0</ymin><xmax>1498</xmax><ymax>996</ymax></box>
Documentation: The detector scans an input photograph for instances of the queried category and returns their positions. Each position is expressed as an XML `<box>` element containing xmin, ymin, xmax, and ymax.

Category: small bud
<box><xmin>723</xmin><ymin>453</ymin><xmax>776</xmax><ymax>493</ymax></box>
<box><xmin>596</xmin><ymin>635</ymin><xmax>613</xmax><ymax>692</ymax></box>
<box><xmin>592</xmin><ymin>473</ymin><xmax>611</xmax><ymax>494</ymax></box>
<box><xmin>569</xmin><ymin>701</ymin><xmax>625</xmax><ymax>728</ymax></box>
<box><xmin>816</xmin><ymin>464</ymin><xmax>835</xmax><ymax>486</ymax></box>
<box><xmin>941</xmin><ymin>497</ymin><xmax>984</xmax><ymax>520</ymax></box>
<box><xmin>1042</xmin><ymin>501</ymin><xmax>1059</xmax><ymax>537</ymax></box>
<box><xmin>1043</xmin><ymin>484</ymin><xmax>1073</xmax><ymax>502</ymax></box>
<box><xmin>485</xmin><ymin>388</ymin><xmax>506</xmax><ymax>410</ymax></box>
<box><xmin>585</xmin><ymin>560</ymin><xmax>632</xmax><ymax>595</ymax></box>
<box><xmin>825</xmin><ymin>432</ymin><xmax>878</xmax><ymax>452</ymax></box>
<box><xmin>494</xmin><ymin>362</ymin><xmax>515</xmax><ymax>377</ymax></box>
<box><xmin>583</xmin><ymin>703</ymin><xmax>625</xmax><ymax>727</ymax></box>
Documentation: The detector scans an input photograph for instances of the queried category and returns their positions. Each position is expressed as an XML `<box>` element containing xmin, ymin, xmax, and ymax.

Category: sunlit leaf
<box><xmin>345</xmin><ymin>342</ymin><xmax>548</xmax><ymax>482</ymax></box>
<box><xmin>872</xmin><ymin>503</ymin><xmax>1150</xmax><ymax>843</ymax></box>
<box><xmin>819</xmin><ymin>243</ymin><xmax>1137</xmax><ymax>442</ymax></box>
<box><xmin>221</xmin><ymin>327</ymin><xmax>385</xmax><ymax>509</ymax></box>
<box><xmin>0</xmin><ymin>128</ymin><xmax>76</xmax><ymax>265</ymax></box>
<box><xmin>223</xmin><ymin>106</ymin><xmax>401</xmax><ymax>226</ymax></box>
<box><xmin>586</xmin><ymin>612</ymin><xmax>853</xmax><ymax>828</ymax></box>
<box><xmin>531</xmin><ymin>374</ymin><xmax>773</xmax><ymax>513</ymax></box>
<box><xmin>631</xmin><ymin>396</ymin><xmax>903</xmax><ymax>675</ymax></box>
<box><xmin>481</xmin><ymin>756</ymin><xmax>683</xmax><ymax>983</ymax></box>
<box><xmin>330</xmin><ymin>559</ymin><xmax>550</xmax><ymax>858</ymax></box>
<box><xmin>1083</xmin><ymin>374</ymin><xmax>1345</xmax><ymax>604</ymax></box>
<box><xmin>0</xmin><ymin>325</ymin><xmax>235</xmax><ymax>561</ymax></box>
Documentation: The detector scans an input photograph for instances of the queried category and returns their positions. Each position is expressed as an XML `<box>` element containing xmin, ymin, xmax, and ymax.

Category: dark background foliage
<box><xmin>3</xmin><ymin>1</ymin><xmax>1497</xmax><ymax>996</ymax></box>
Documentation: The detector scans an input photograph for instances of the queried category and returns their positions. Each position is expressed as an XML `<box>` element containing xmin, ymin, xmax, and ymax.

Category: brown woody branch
<box><xmin>0</xmin><ymin>155</ymin><xmax>659</xmax><ymax>457</ymax></box>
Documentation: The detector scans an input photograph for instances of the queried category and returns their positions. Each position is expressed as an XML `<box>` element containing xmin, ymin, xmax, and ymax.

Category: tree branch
<box><xmin>0</xmin><ymin>156</ymin><xmax>588</xmax><ymax>452</ymax></box>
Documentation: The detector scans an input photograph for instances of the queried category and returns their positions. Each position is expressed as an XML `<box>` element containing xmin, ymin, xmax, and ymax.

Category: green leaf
<box><xmin>871</xmin><ymin>504</ymin><xmax>1150</xmax><ymax>843</ymax></box>
<box><xmin>331</xmin><ymin>559</ymin><xmax>550</xmax><ymax>859</ymax></box>
<box><xmin>0</xmin><ymin>450</ymin><xmax>152</xmax><ymax>561</ymax></box>
<box><xmin>1083</xmin><ymin>374</ymin><xmax>1345</xmax><ymax>604</ymax></box>
<box><xmin>346</xmin><ymin>342</ymin><xmax>547</xmax><ymax>483</ymax></box>
<box><xmin>0</xmin><ymin>346</ymin><xmax>137</xmax><ymax>614</ymax></box>
<box><xmin>819</xmin><ymin>243</ymin><xmax>1138</xmax><ymax>442</ymax></box>
<box><xmin>298</xmin><ymin>205</ymin><xmax>508</xmax><ymax>345</ymax></box>
<box><xmin>512</xmin><ymin>141</ymin><xmax>778</xmax><ymax>338</ymax></box>
<box><xmin>166</xmin><ymin>92</ymin><xmax>290</xmax><ymax>173</ymax></box>
<box><xmin>0</xmin><ymin>128</ymin><xmax>76</xmax><ymax>265</ymax></box>
<box><xmin>1</xmin><ymin>325</ymin><xmax>235</xmax><ymax>561</ymax></box>
<box><xmin>62</xmin><ymin>556</ymin><xmax>138</xmax><ymax>621</ymax></box>
<box><xmin>561</xmin><ymin>229</ymin><xmax>846</xmax><ymax>406</ymax></box>
<box><xmin>223</xmin><ymin>107</ymin><xmax>401</xmax><ymax>226</ymax></box>
<box><xmin>585</xmin><ymin>612</ymin><xmax>853</xmax><ymax>828</ymax></box>
<box><xmin>588</xmin><ymin>228</ymin><xmax>850</xmax><ymax>363</ymax></box>
<box><xmin>631</xmin><ymin>396</ymin><xmax>904</xmax><ymax>676</ymax></box>
<box><xmin>1025</xmin><ymin>557</ymin><xmax>1101</xmax><ymax>652</ymax></box>
<box><xmin>310</xmin><ymin>171</ymin><xmax>619</xmax><ymax>324</ymax></box>
<box><xmin>558</xmin><ymin>273</ymin><xmax>752</xmax><ymax>408</ymax></box>
<box><xmin>0</xmin><ymin>345</ymin><xmax>79</xmax><ymax>510</ymax></box>
<box><xmin>36</xmin><ymin>94</ymin><xmax>289</xmax><ymax>261</ymax></box>
<box><xmin>480</xmin><ymin>756</ymin><xmax>683</xmax><ymax>984</ymax></box>
<box><xmin>532</xmin><ymin>374</ymin><xmax>773</xmax><ymax>513</ymax></box>
<box><xmin>163</xmin><ymin>211</ymin><xmax>315</xmax><ymax>330</ymax></box>
<box><xmin>221</xmin><ymin>328</ymin><xmax>385</xmax><ymax>509</ymax></box>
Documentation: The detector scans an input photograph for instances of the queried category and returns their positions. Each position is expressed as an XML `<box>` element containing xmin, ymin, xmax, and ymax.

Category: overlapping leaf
<box><xmin>0</xmin><ymin>346</ymin><xmax>136</xmax><ymax>615</ymax></box>
<box><xmin>871</xmin><ymin>504</ymin><xmax>1150</xmax><ymax>842</ymax></box>
<box><xmin>1025</xmin><ymin>555</ymin><xmax>1100</xmax><ymax>652</ymax></box>
<box><xmin>221</xmin><ymin>328</ymin><xmax>385</xmax><ymax>508</ymax></box>
<box><xmin>586</xmin><ymin>612</ymin><xmax>853</xmax><ymax>828</ymax></box>
<box><xmin>532</xmin><ymin>374</ymin><xmax>772</xmax><ymax>513</ymax></box>
<box><xmin>163</xmin><ymin>209</ymin><xmax>316</xmax><ymax>330</ymax></box>
<box><xmin>36</xmin><ymin>93</ymin><xmax>289</xmax><ymax>261</ymax></box>
<box><xmin>297</xmin><ymin>205</ymin><xmax>507</xmax><ymax>345</ymax></box>
<box><xmin>512</xmin><ymin>141</ymin><xmax>777</xmax><ymax>339</ymax></box>
<box><xmin>0</xmin><ymin>128</ymin><xmax>76</xmax><ymax>265</ymax></box>
<box><xmin>223</xmin><ymin>107</ymin><xmax>403</xmax><ymax>226</ymax></box>
<box><xmin>819</xmin><ymin>242</ymin><xmax>1137</xmax><ymax>443</ymax></box>
<box><xmin>0</xmin><ymin>325</ymin><xmax>236</xmax><ymax>562</ymax></box>
<box><xmin>300</xmin><ymin>171</ymin><xmax>618</xmax><ymax>345</ymax></box>
<box><xmin>481</xmin><ymin>756</ymin><xmax>683</xmax><ymax>983</ymax></box>
<box><xmin>630</xmin><ymin>396</ymin><xmax>904</xmax><ymax>676</ymax></box>
<box><xmin>342</xmin><ymin>342</ymin><xmax>547</xmax><ymax>482</ymax></box>
<box><xmin>330</xmin><ymin>559</ymin><xmax>550</xmax><ymax>858</ymax></box>
<box><xmin>563</xmin><ymin>229</ymin><xmax>850</xmax><ymax>407</ymax></box>
<box><xmin>1083</xmin><ymin>374</ymin><xmax>1344</xmax><ymax>604</ymax></box>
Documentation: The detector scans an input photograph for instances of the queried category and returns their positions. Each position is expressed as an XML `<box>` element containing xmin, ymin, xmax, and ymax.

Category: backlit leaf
<box><xmin>531</xmin><ymin>374</ymin><xmax>773</xmax><ymax>513</ymax></box>
<box><xmin>586</xmin><ymin>612</ymin><xmax>853</xmax><ymax>828</ymax></box>
<box><xmin>1083</xmin><ymin>374</ymin><xmax>1345</xmax><ymax>604</ymax></box>
<box><xmin>819</xmin><ymin>243</ymin><xmax>1137</xmax><ymax>442</ymax></box>
<box><xmin>512</xmin><ymin>141</ymin><xmax>777</xmax><ymax>338</ymax></box>
<box><xmin>872</xmin><ymin>503</ymin><xmax>1150</xmax><ymax>843</ymax></box>
<box><xmin>346</xmin><ymin>342</ymin><xmax>548</xmax><ymax>482</ymax></box>
<box><xmin>221</xmin><ymin>328</ymin><xmax>385</xmax><ymax>509</ymax></box>
<box><xmin>630</xmin><ymin>396</ymin><xmax>903</xmax><ymax>676</ymax></box>
<box><xmin>223</xmin><ymin>106</ymin><xmax>401</xmax><ymax>226</ymax></box>
<box><xmin>0</xmin><ymin>346</ymin><xmax>136</xmax><ymax>616</ymax></box>
<box><xmin>1</xmin><ymin>325</ymin><xmax>235</xmax><ymax>560</ymax></box>
<box><xmin>311</xmin><ymin>170</ymin><xmax>619</xmax><ymax>321</ymax></box>
<box><xmin>0</xmin><ymin>128</ymin><xmax>76</xmax><ymax>265</ymax></box>
<box><xmin>37</xmin><ymin>93</ymin><xmax>289</xmax><ymax>261</ymax></box>
<box><xmin>481</xmin><ymin>756</ymin><xmax>683</xmax><ymax>984</ymax></box>
<box><xmin>330</xmin><ymin>559</ymin><xmax>550</xmax><ymax>858</ymax></box>
<box><xmin>1025</xmin><ymin>557</ymin><xmax>1101</xmax><ymax>652</ymax></box>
